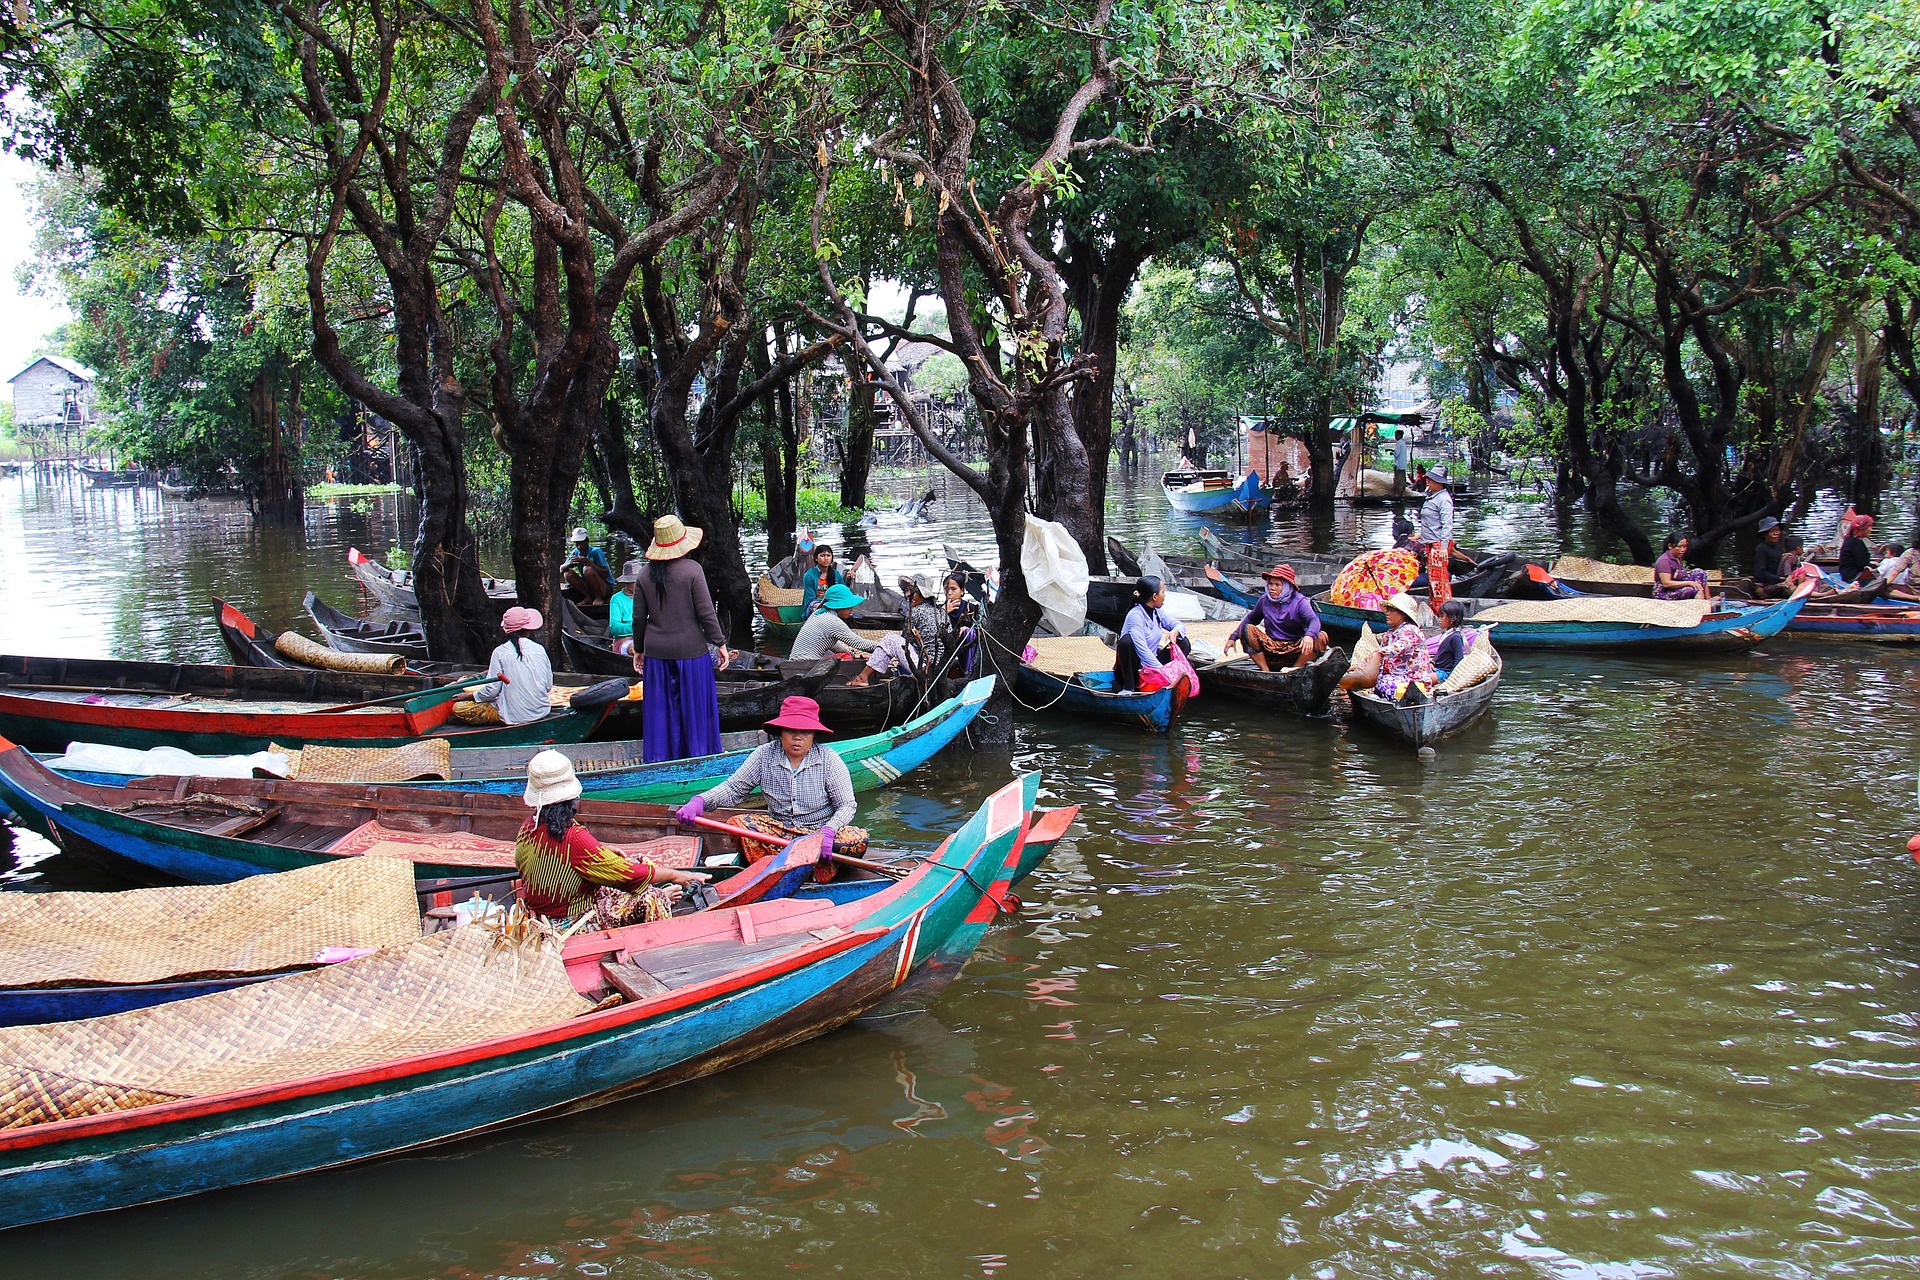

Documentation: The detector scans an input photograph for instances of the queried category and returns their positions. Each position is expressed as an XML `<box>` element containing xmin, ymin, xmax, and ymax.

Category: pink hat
<box><xmin>764</xmin><ymin>695</ymin><xmax>832</xmax><ymax>736</ymax></box>
<box><xmin>501</xmin><ymin>607</ymin><xmax>544</xmax><ymax>634</ymax></box>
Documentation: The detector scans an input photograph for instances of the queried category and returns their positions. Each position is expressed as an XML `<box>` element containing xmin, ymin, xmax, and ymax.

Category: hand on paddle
<box><xmin>674</xmin><ymin>797</ymin><xmax>705</xmax><ymax>825</ymax></box>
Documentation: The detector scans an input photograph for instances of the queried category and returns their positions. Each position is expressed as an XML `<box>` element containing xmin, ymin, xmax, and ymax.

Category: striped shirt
<box><xmin>699</xmin><ymin>742</ymin><xmax>856</xmax><ymax>829</ymax></box>
<box><xmin>789</xmin><ymin>611</ymin><xmax>877</xmax><ymax>661</ymax></box>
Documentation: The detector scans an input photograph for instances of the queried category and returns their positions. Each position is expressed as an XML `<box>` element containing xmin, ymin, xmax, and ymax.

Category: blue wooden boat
<box><xmin>0</xmin><ymin>773</ymin><xmax>1048</xmax><ymax>1230</ymax></box>
<box><xmin>1161</xmin><ymin>468</ymin><xmax>1272</xmax><ymax>516</ymax></box>
<box><xmin>1013</xmin><ymin>662</ymin><xmax>1183</xmax><ymax>732</ymax></box>
<box><xmin>1309</xmin><ymin>583</ymin><xmax>1812</xmax><ymax>652</ymax></box>
<box><xmin>46</xmin><ymin>677</ymin><xmax>997</xmax><ymax>807</ymax></box>
<box><xmin>1779</xmin><ymin>602</ymin><xmax>1920</xmax><ymax>643</ymax></box>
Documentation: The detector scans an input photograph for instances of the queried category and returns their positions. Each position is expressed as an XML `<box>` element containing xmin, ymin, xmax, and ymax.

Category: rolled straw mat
<box><xmin>0</xmin><ymin>857</ymin><xmax>421</xmax><ymax>989</ymax></box>
<box><xmin>1023</xmin><ymin>636</ymin><xmax>1118</xmax><ymax>678</ymax></box>
<box><xmin>270</xmin><ymin>738</ymin><xmax>453</xmax><ymax>783</ymax></box>
<box><xmin>1550</xmin><ymin>555</ymin><xmax>1722</xmax><ymax>585</ymax></box>
<box><xmin>272</xmin><ymin>630</ymin><xmax>406</xmax><ymax>675</ymax></box>
<box><xmin>0</xmin><ymin>924</ymin><xmax>593</xmax><ymax>1128</ymax></box>
<box><xmin>1437</xmin><ymin>634</ymin><xmax>1501</xmax><ymax>694</ymax></box>
<box><xmin>1472</xmin><ymin>597</ymin><xmax>1711</xmax><ymax>627</ymax></box>
<box><xmin>758</xmin><ymin>576</ymin><xmax>804</xmax><ymax>607</ymax></box>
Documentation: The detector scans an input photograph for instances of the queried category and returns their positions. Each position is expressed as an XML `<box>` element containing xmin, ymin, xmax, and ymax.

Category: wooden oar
<box><xmin>689</xmin><ymin>813</ymin><xmax>905</xmax><ymax>876</ymax></box>
<box><xmin>311</xmin><ymin>674</ymin><xmax>493</xmax><ymax>715</ymax></box>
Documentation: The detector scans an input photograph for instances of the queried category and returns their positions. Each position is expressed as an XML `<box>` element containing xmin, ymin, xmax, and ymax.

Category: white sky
<box><xmin>0</xmin><ymin>147</ymin><xmax>69</xmax><ymax>393</ymax></box>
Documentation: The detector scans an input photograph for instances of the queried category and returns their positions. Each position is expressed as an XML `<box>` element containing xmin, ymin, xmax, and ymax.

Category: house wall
<box><xmin>11</xmin><ymin>362</ymin><xmax>94</xmax><ymax>427</ymax></box>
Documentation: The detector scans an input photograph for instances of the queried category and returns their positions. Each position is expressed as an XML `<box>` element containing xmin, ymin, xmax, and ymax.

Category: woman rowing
<box><xmin>676</xmin><ymin>696</ymin><xmax>867</xmax><ymax>864</ymax></box>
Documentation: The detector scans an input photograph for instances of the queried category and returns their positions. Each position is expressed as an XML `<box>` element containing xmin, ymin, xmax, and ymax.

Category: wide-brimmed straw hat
<box><xmin>646</xmin><ymin>514</ymin><xmax>704</xmax><ymax>560</ymax></box>
<box><xmin>821</xmin><ymin>584</ymin><xmax>866</xmax><ymax>611</ymax></box>
<box><xmin>501</xmin><ymin>606</ymin><xmax>544</xmax><ymax>634</ymax></box>
<box><xmin>616</xmin><ymin>559</ymin><xmax>641</xmax><ymax>584</ymax></box>
<box><xmin>1261</xmin><ymin>564</ymin><xmax>1297</xmax><ymax>584</ymax></box>
<box><xmin>523</xmin><ymin>749</ymin><xmax>581</xmax><ymax>808</ymax></box>
<box><xmin>1383</xmin><ymin>592</ymin><xmax>1422</xmax><ymax>621</ymax></box>
<box><xmin>764</xmin><ymin>695</ymin><xmax>833</xmax><ymax>736</ymax></box>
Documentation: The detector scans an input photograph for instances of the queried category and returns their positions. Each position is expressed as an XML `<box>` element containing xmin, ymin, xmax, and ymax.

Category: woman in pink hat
<box><xmin>676</xmin><ymin>695</ymin><xmax>863</xmax><ymax>863</ymax></box>
<box><xmin>472</xmin><ymin>606</ymin><xmax>554</xmax><ymax>725</ymax></box>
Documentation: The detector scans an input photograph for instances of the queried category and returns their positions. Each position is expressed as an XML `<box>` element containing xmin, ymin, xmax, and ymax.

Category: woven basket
<box><xmin>272</xmin><ymin>631</ymin><xmax>406</xmax><ymax>676</ymax></box>
<box><xmin>1437</xmin><ymin>632</ymin><xmax>1500</xmax><ymax>693</ymax></box>
<box><xmin>1024</xmin><ymin>635</ymin><xmax>1118</xmax><ymax>678</ymax></box>
<box><xmin>0</xmin><ymin>924</ymin><xmax>592</xmax><ymax>1129</ymax></box>
<box><xmin>0</xmin><ymin>858</ymin><xmax>421</xmax><ymax>988</ymax></box>
<box><xmin>1550</xmin><ymin>555</ymin><xmax>1722</xmax><ymax>586</ymax></box>
<box><xmin>1473</xmin><ymin>597</ymin><xmax>1710</xmax><ymax>627</ymax></box>
<box><xmin>1352</xmin><ymin>623</ymin><xmax>1381</xmax><ymax>666</ymax></box>
<box><xmin>758</xmin><ymin>576</ymin><xmax>804</xmax><ymax>607</ymax></box>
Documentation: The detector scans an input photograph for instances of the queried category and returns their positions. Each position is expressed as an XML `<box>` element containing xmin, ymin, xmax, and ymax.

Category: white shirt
<box><xmin>1416</xmin><ymin>487</ymin><xmax>1455</xmax><ymax>546</ymax></box>
<box><xmin>1392</xmin><ymin>437</ymin><xmax>1410</xmax><ymax>470</ymax></box>
<box><xmin>473</xmin><ymin>637</ymin><xmax>554</xmax><ymax>725</ymax></box>
<box><xmin>1878</xmin><ymin>554</ymin><xmax>1913</xmax><ymax>586</ymax></box>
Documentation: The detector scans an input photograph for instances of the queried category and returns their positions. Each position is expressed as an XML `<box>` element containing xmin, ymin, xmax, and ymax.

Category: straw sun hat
<box><xmin>1383</xmin><ymin>593</ymin><xmax>1422</xmax><ymax>621</ymax></box>
<box><xmin>523</xmin><ymin>750</ymin><xmax>582</xmax><ymax>808</ymax></box>
<box><xmin>646</xmin><ymin>515</ymin><xmax>704</xmax><ymax>560</ymax></box>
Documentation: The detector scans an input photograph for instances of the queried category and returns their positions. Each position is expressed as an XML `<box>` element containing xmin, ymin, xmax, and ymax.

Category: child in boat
<box><xmin>515</xmin><ymin>751</ymin><xmax>709</xmax><ymax>922</ymax></box>
<box><xmin>1430</xmin><ymin>600</ymin><xmax>1471</xmax><ymax>680</ymax></box>
<box><xmin>677</xmin><ymin>696</ymin><xmax>865</xmax><ymax>863</ymax></box>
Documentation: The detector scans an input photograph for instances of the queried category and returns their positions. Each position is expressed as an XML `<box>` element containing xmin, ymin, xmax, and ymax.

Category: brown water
<box><xmin>3</xmin><ymin>467</ymin><xmax>1920</xmax><ymax>1277</ymax></box>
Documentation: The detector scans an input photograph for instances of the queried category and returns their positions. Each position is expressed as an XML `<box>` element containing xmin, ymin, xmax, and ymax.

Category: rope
<box><xmin>976</xmin><ymin>625</ymin><xmax>1077</xmax><ymax>712</ymax></box>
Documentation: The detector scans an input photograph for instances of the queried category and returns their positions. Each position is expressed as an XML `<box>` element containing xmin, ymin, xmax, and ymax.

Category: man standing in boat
<box><xmin>1392</xmin><ymin>429</ymin><xmax>1411</xmax><ymax>497</ymax></box>
<box><xmin>1416</xmin><ymin>466</ymin><xmax>1456</xmax><ymax>605</ymax></box>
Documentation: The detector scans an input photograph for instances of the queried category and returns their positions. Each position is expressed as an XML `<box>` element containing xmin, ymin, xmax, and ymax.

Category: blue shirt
<box><xmin>1121</xmin><ymin>604</ymin><xmax>1184</xmax><ymax>674</ymax></box>
<box><xmin>570</xmin><ymin>545</ymin><xmax>610</xmax><ymax>574</ymax></box>
<box><xmin>1231</xmin><ymin>585</ymin><xmax>1322</xmax><ymax>645</ymax></box>
<box><xmin>799</xmin><ymin>566</ymin><xmax>845</xmax><ymax>618</ymax></box>
<box><xmin>608</xmin><ymin>590</ymin><xmax>634</xmax><ymax>638</ymax></box>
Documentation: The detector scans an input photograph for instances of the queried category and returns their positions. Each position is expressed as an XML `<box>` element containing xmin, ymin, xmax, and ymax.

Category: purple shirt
<box><xmin>1231</xmin><ymin>586</ymin><xmax>1323</xmax><ymax>645</ymax></box>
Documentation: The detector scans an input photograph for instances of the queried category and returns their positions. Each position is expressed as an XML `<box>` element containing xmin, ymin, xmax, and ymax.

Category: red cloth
<box><xmin>1427</xmin><ymin>542</ymin><xmax>1453</xmax><ymax>607</ymax></box>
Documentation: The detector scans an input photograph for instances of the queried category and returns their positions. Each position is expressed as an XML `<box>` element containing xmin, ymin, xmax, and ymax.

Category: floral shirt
<box><xmin>514</xmin><ymin>819</ymin><xmax>658</xmax><ymax>921</ymax></box>
<box><xmin>1374</xmin><ymin>622</ymin><xmax>1437</xmax><ymax>701</ymax></box>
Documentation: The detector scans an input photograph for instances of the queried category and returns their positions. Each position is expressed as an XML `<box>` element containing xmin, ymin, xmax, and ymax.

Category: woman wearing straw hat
<box><xmin>1338</xmin><ymin>593</ymin><xmax>1436</xmax><ymax>705</ymax></box>
<box><xmin>633</xmin><ymin>515</ymin><xmax>734</xmax><ymax>764</ymax></box>
<box><xmin>676</xmin><ymin>695</ymin><xmax>864</xmax><ymax>864</ymax></box>
<box><xmin>472</xmin><ymin>607</ymin><xmax>555</xmax><ymax>725</ymax></box>
<box><xmin>516</xmin><ymin>750</ymin><xmax>710</xmax><ymax>922</ymax></box>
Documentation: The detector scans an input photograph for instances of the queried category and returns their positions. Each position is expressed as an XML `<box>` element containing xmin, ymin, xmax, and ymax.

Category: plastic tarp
<box><xmin>46</xmin><ymin>743</ymin><xmax>293</xmax><ymax>779</ymax></box>
<box><xmin>1021</xmin><ymin>515</ymin><xmax>1090</xmax><ymax>639</ymax></box>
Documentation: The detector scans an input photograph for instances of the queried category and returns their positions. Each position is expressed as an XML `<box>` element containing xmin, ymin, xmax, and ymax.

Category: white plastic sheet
<box><xmin>46</xmin><ymin>742</ymin><xmax>293</xmax><ymax>779</ymax></box>
<box><xmin>1020</xmin><ymin>515</ymin><xmax>1090</xmax><ymax>639</ymax></box>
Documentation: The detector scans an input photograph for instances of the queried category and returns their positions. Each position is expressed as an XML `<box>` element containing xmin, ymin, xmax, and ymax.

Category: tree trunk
<box><xmin>252</xmin><ymin>362</ymin><xmax>301</xmax><ymax>525</ymax></box>
<box><xmin>1065</xmin><ymin>241</ymin><xmax>1147</xmax><ymax>574</ymax></box>
<box><xmin>841</xmin><ymin>369</ymin><xmax>877</xmax><ymax>510</ymax></box>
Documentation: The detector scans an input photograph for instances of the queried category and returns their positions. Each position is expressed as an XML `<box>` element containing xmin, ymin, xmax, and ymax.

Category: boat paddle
<box><xmin>308</xmin><ymin>674</ymin><xmax>495</xmax><ymax>715</ymax></box>
<box><xmin>687</xmin><ymin>813</ymin><xmax>906</xmax><ymax>877</ymax></box>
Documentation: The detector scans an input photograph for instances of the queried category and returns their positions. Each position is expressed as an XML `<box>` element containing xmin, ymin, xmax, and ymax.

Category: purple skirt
<box><xmin>641</xmin><ymin>654</ymin><xmax>723</xmax><ymax>764</ymax></box>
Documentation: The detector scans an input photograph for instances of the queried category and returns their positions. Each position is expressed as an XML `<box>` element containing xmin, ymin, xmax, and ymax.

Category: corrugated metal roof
<box><xmin>9</xmin><ymin>354</ymin><xmax>96</xmax><ymax>383</ymax></box>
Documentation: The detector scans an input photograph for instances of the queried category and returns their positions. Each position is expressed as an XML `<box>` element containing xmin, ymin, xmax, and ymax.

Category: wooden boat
<box><xmin>1347</xmin><ymin>639</ymin><xmax>1503</xmax><ymax>747</ymax></box>
<box><xmin>1013</xmin><ymin>637</ymin><xmax>1185</xmax><ymax>732</ymax></box>
<box><xmin>346</xmin><ymin>546</ymin><xmax>518</xmax><ymax>616</ymax></box>
<box><xmin>1201</xmin><ymin>646</ymin><xmax>1351</xmax><ymax>717</ymax></box>
<box><xmin>75</xmin><ymin>464</ymin><xmax>147</xmax><ymax>488</ymax></box>
<box><xmin>753</xmin><ymin>570</ymin><xmax>906</xmax><ymax>631</ymax></box>
<box><xmin>306</xmin><ymin>592</ymin><xmax>430</xmax><ymax>659</ymax></box>
<box><xmin>1779</xmin><ymin>601</ymin><xmax>1920</xmax><ymax>643</ymax></box>
<box><xmin>812</xmin><ymin>664</ymin><xmax>970</xmax><ymax>731</ymax></box>
<box><xmin>0</xmin><ymin>655</ymin><xmax>612</xmax><ymax>754</ymax></box>
<box><xmin>1161</xmin><ymin>468</ymin><xmax>1272</xmax><ymax>516</ymax></box>
<box><xmin>1310</xmin><ymin>580</ymin><xmax>1814</xmax><ymax>652</ymax></box>
<box><xmin>54</xmin><ymin>677</ymin><xmax>999</xmax><ymax>807</ymax></box>
<box><xmin>0</xmin><ymin>773</ymin><xmax>1052</xmax><ymax>1230</ymax></box>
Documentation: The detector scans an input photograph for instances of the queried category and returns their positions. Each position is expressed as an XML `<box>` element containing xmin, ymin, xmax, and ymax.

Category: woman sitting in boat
<box><xmin>799</xmin><ymin>544</ymin><xmax>844</xmax><ymax>619</ymax></box>
<box><xmin>1837</xmin><ymin>515</ymin><xmax>1880</xmax><ymax>587</ymax></box>
<box><xmin>607</xmin><ymin>560</ymin><xmax>640</xmax><ymax>655</ymax></box>
<box><xmin>943</xmin><ymin>573</ymin><xmax>980</xmax><ymax>675</ymax></box>
<box><xmin>1430</xmin><ymin>600</ymin><xmax>1471</xmax><ymax>681</ymax></box>
<box><xmin>1750</xmin><ymin>517</ymin><xmax>1799</xmax><ymax>599</ymax></box>
<box><xmin>846</xmin><ymin>576</ymin><xmax>945</xmax><ymax>688</ymax></box>
<box><xmin>1114</xmin><ymin>577</ymin><xmax>1199</xmax><ymax>696</ymax></box>
<box><xmin>517</xmin><ymin>750</ymin><xmax>710</xmax><ymax>923</ymax></box>
<box><xmin>1339</xmin><ymin>593</ymin><xmax>1437</xmax><ymax>705</ymax></box>
<box><xmin>677</xmin><ymin>696</ymin><xmax>866</xmax><ymax>864</ymax></box>
<box><xmin>1226</xmin><ymin>564</ymin><xmax>1328</xmax><ymax>671</ymax></box>
<box><xmin>1652</xmin><ymin>534</ymin><xmax>1714</xmax><ymax>603</ymax></box>
<box><xmin>790</xmin><ymin>584</ymin><xmax>881</xmax><ymax>662</ymax></box>
<box><xmin>471</xmin><ymin>608</ymin><xmax>555</xmax><ymax>725</ymax></box>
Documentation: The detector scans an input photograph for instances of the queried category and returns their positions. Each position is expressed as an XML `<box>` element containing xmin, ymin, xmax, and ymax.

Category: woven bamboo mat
<box><xmin>271</xmin><ymin>739</ymin><xmax>454</xmax><ymax>783</ymax></box>
<box><xmin>0</xmin><ymin>925</ymin><xmax>593</xmax><ymax>1128</ymax></box>
<box><xmin>326</xmin><ymin>821</ymin><xmax>701</xmax><ymax>871</ymax></box>
<box><xmin>1550</xmin><ymin>555</ymin><xmax>1722</xmax><ymax>585</ymax></box>
<box><xmin>272</xmin><ymin>630</ymin><xmax>407</xmax><ymax>675</ymax></box>
<box><xmin>0</xmin><ymin>858</ymin><xmax>421</xmax><ymax>989</ymax></box>
<box><xmin>758</xmin><ymin>576</ymin><xmax>803</xmax><ymax>607</ymax></box>
<box><xmin>1186</xmin><ymin>621</ymin><xmax>1240</xmax><ymax>651</ymax></box>
<box><xmin>1438</xmin><ymin>635</ymin><xmax>1500</xmax><ymax>693</ymax></box>
<box><xmin>1474</xmin><ymin>597</ymin><xmax>1710</xmax><ymax>627</ymax></box>
<box><xmin>1023</xmin><ymin>635</ymin><xmax>1117</xmax><ymax>678</ymax></box>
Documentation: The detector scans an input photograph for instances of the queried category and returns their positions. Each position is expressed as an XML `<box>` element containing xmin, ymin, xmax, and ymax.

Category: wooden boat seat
<box><xmin>635</xmin><ymin>932</ymin><xmax>823</xmax><ymax>991</ymax></box>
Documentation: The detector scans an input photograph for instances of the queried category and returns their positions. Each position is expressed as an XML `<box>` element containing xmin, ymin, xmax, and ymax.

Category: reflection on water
<box><xmin>2</xmin><ymin>467</ymin><xmax>1919</xmax><ymax>1275</ymax></box>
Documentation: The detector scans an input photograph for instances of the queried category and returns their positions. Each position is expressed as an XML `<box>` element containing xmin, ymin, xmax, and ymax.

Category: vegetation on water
<box><xmin>3</xmin><ymin>0</ymin><xmax>1915</xmax><ymax>704</ymax></box>
<box><xmin>308</xmin><ymin>483</ymin><xmax>403</xmax><ymax>500</ymax></box>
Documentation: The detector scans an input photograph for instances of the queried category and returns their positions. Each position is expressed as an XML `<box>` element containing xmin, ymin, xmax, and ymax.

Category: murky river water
<box><xmin>2</xmin><ymin>466</ymin><xmax>1919</xmax><ymax>1277</ymax></box>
